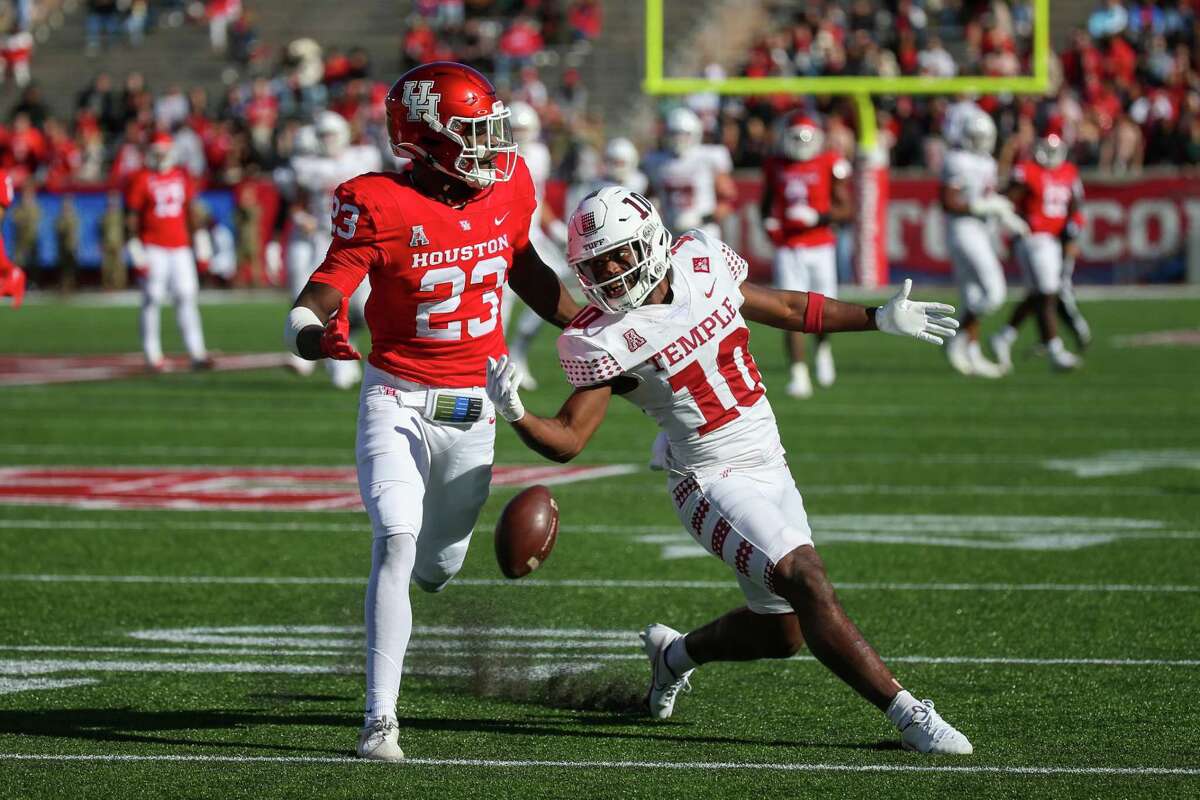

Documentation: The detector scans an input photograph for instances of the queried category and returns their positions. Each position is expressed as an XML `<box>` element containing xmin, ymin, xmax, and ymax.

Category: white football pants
<box><xmin>357</xmin><ymin>364</ymin><xmax>496</xmax><ymax>718</ymax></box>
<box><xmin>772</xmin><ymin>243</ymin><xmax>838</xmax><ymax>298</ymax></box>
<box><xmin>140</xmin><ymin>244</ymin><xmax>207</xmax><ymax>366</ymax></box>
<box><xmin>947</xmin><ymin>216</ymin><xmax>1006</xmax><ymax>316</ymax></box>
<box><xmin>1015</xmin><ymin>233</ymin><xmax>1063</xmax><ymax>294</ymax></box>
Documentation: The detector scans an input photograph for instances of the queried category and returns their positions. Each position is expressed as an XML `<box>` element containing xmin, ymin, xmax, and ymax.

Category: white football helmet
<box><xmin>509</xmin><ymin>101</ymin><xmax>541</xmax><ymax>147</ymax></box>
<box><xmin>603</xmin><ymin>137</ymin><xmax>639</xmax><ymax>183</ymax></box>
<box><xmin>1034</xmin><ymin>118</ymin><xmax>1068</xmax><ymax>168</ymax></box>
<box><xmin>568</xmin><ymin>186</ymin><xmax>672</xmax><ymax>314</ymax></box>
<box><xmin>778</xmin><ymin>111</ymin><xmax>824</xmax><ymax>161</ymax></box>
<box><xmin>962</xmin><ymin>110</ymin><xmax>997</xmax><ymax>155</ymax></box>
<box><xmin>315</xmin><ymin>110</ymin><xmax>351</xmax><ymax>158</ymax></box>
<box><xmin>293</xmin><ymin>124</ymin><xmax>320</xmax><ymax>157</ymax></box>
<box><xmin>665</xmin><ymin>107</ymin><xmax>702</xmax><ymax>156</ymax></box>
<box><xmin>146</xmin><ymin>132</ymin><xmax>175</xmax><ymax>172</ymax></box>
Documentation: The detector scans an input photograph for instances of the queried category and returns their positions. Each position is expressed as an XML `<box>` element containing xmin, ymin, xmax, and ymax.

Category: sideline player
<box><xmin>484</xmin><ymin>186</ymin><xmax>970</xmax><ymax>754</ymax></box>
<box><xmin>644</xmin><ymin>107</ymin><xmax>736</xmax><ymax>238</ymax></box>
<box><xmin>285</xmin><ymin>110</ymin><xmax>382</xmax><ymax>388</ymax></box>
<box><xmin>0</xmin><ymin>170</ymin><xmax>25</xmax><ymax>308</ymax></box>
<box><xmin>285</xmin><ymin>62</ymin><xmax>579</xmax><ymax>762</ymax></box>
<box><xmin>125</xmin><ymin>132</ymin><xmax>211</xmax><ymax>370</ymax></box>
<box><xmin>502</xmin><ymin>101</ymin><xmax>571</xmax><ymax>390</ymax></box>
<box><xmin>991</xmin><ymin>119</ymin><xmax>1083</xmax><ymax>372</ymax></box>
<box><xmin>761</xmin><ymin>112</ymin><xmax>852</xmax><ymax>397</ymax></box>
<box><xmin>940</xmin><ymin>108</ymin><xmax>1028</xmax><ymax>378</ymax></box>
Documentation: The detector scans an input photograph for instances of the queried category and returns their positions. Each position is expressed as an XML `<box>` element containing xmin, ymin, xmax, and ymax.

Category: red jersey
<box><xmin>763</xmin><ymin>150</ymin><xmax>850</xmax><ymax>247</ymax></box>
<box><xmin>311</xmin><ymin>157</ymin><xmax>538</xmax><ymax>388</ymax></box>
<box><xmin>125</xmin><ymin>168</ymin><xmax>195</xmax><ymax>248</ymax></box>
<box><xmin>1011</xmin><ymin>160</ymin><xmax>1082</xmax><ymax>237</ymax></box>
<box><xmin>0</xmin><ymin>169</ymin><xmax>13</xmax><ymax>208</ymax></box>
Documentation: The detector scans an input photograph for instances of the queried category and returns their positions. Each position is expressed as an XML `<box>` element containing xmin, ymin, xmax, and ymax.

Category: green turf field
<box><xmin>0</xmin><ymin>295</ymin><xmax>1198</xmax><ymax>798</ymax></box>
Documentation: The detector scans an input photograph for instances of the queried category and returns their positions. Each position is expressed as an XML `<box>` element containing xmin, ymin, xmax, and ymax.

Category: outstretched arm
<box><xmin>509</xmin><ymin>242</ymin><xmax>581</xmax><ymax>329</ymax></box>
<box><xmin>287</xmin><ymin>281</ymin><xmax>361</xmax><ymax>362</ymax></box>
<box><xmin>486</xmin><ymin>355</ymin><xmax>612</xmax><ymax>463</ymax></box>
<box><xmin>741</xmin><ymin>279</ymin><xmax>959</xmax><ymax>345</ymax></box>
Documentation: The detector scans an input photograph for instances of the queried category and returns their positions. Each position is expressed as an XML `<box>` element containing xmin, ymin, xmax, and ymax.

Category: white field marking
<box><xmin>2</xmin><ymin>574</ymin><xmax>1199</xmax><ymax>593</ymax></box>
<box><xmin>1</xmin><ymin>754</ymin><xmax>1200</xmax><ymax>777</ymax></box>
<box><xmin>0</xmin><ymin>678</ymin><xmax>99</xmax><ymax>696</ymax></box>
<box><xmin>1043</xmin><ymin>449</ymin><xmax>1200</xmax><ymax>477</ymax></box>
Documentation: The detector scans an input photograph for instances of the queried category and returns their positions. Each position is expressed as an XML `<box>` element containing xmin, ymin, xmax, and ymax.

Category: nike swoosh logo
<box><xmin>494</xmin><ymin>212</ymin><xmax>510</xmax><ymax>226</ymax></box>
<box><xmin>704</xmin><ymin>283</ymin><xmax>716</xmax><ymax>299</ymax></box>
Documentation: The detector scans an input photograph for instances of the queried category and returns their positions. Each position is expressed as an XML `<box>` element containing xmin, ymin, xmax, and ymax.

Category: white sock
<box><xmin>664</xmin><ymin>635</ymin><xmax>697</xmax><ymax>676</ymax></box>
<box><xmin>141</xmin><ymin>298</ymin><xmax>162</xmax><ymax>365</ymax></box>
<box><xmin>1047</xmin><ymin>336</ymin><xmax>1066</xmax><ymax>355</ymax></box>
<box><xmin>364</xmin><ymin>534</ymin><xmax>416</xmax><ymax>722</ymax></box>
<box><xmin>789</xmin><ymin>362</ymin><xmax>809</xmax><ymax>383</ymax></box>
<box><xmin>967</xmin><ymin>340</ymin><xmax>984</xmax><ymax>358</ymax></box>
<box><xmin>176</xmin><ymin>297</ymin><xmax>208</xmax><ymax>360</ymax></box>
<box><xmin>998</xmin><ymin>325</ymin><xmax>1018</xmax><ymax>344</ymax></box>
<box><xmin>886</xmin><ymin>689</ymin><xmax>922</xmax><ymax>730</ymax></box>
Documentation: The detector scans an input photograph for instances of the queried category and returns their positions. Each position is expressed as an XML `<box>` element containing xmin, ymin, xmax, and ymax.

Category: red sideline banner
<box><xmin>713</xmin><ymin>174</ymin><xmax>1200</xmax><ymax>284</ymax></box>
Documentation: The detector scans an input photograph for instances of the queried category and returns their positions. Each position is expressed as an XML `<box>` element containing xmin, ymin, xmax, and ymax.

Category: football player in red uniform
<box><xmin>761</xmin><ymin>113</ymin><xmax>852</xmax><ymax>397</ymax></box>
<box><xmin>991</xmin><ymin>120</ymin><xmax>1083</xmax><ymax>372</ymax></box>
<box><xmin>0</xmin><ymin>170</ymin><xmax>26</xmax><ymax>309</ymax></box>
<box><xmin>286</xmin><ymin>62</ymin><xmax>579</xmax><ymax>762</ymax></box>
<box><xmin>125</xmin><ymin>132</ymin><xmax>212</xmax><ymax>370</ymax></box>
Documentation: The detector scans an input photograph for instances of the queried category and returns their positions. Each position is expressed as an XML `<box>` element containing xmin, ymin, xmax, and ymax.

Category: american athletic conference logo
<box><xmin>692</xmin><ymin>257</ymin><xmax>710</xmax><ymax>273</ymax></box>
<box><xmin>623</xmin><ymin>329</ymin><xmax>647</xmax><ymax>351</ymax></box>
<box><xmin>402</xmin><ymin>80</ymin><xmax>441</xmax><ymax>121</ymax></box>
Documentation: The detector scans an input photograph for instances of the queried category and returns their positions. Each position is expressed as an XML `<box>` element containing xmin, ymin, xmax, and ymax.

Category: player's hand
<box><xmin>785</xmin><ymin>204</ymin><xmax>820</xmax><ymax>227</ymax></box>
<box><xmin>875</xmin><ymin>279</ymin><xmax>959</xmax><ymax>346</ymax></box>
<box><xmin>486</xmin><ymin>355</ymin><xmax>526</xmax><ymax>423</ymax></box>
<box><xmin>320</xmin><ymin>297</ymin><xmax>361</xmax><ymax>361</ymax></box>
<box><xmin>997</xmin><ymin>207</ymin><xmax>1031</xmax><ymax>238</ymax></box>
<box><xmin>763</xmin><ymin>217</ymin><xmax>784</xmax><ymax>245</ymax></box>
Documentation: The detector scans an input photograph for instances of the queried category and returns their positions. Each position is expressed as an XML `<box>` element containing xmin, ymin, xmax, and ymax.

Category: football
<box><xmin>494</xmin><ymin>484</ymin><xmax>560</xmax><ymax>579</ymax></box>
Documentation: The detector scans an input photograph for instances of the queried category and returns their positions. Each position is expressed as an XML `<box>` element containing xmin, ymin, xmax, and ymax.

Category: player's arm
<box><xmin>740</xmin><ymin>279</ymin><xmax>958</xmax><ymax>345</ymax></box>
<box><xmin>509</xmin><ymin>241</ymin><xmax>581</xmax><ymax>328</ymax></box>
<box><xmin>713</xmin><ymin>170</ymin><xmax>737</xmax><ymax>222</ymax></box>
<box><xmin>486</xmin><ymin>355</ymin><xmax>611</xmax><ymax>463</ymax></box>
<box><xmin>939</xmin><ymin>182</ymin><xmax>971</xmax><ymax>215</ymax></box>
<box><xmin>289</xmin><ymin>281</ymin><xmax>355</xmax><ymax>360</ymax></box>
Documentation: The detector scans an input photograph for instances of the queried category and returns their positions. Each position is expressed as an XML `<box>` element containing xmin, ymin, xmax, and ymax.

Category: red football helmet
<box><xmin>385</xmin><ymin>61</ymin><xmax>517</xmax><ymax>188</ymax></box>
<box><xmin>778</xmin><ymin>111</ymin><xmax>824</xmax><ymax>162</ymax></box>
<box><xmin>1035</xmin><ymin>116</ymin><xmax>1068</xmax><ymax>169</ymax></box>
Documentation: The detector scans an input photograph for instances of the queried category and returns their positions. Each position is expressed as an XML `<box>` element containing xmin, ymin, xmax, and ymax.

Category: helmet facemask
<box><xmin>1035</xmin><ymin>133</ymin><xmax>1068</xmax><ymax>168</ymax></box>
<box><xmin>781</xmin><ymin>124</ymin><xmax>823</xmax><ymax>161</ymax></box>
<box><xmin>395</xmin><ymin>101</ymin><xmax>518</xmax><ymax>188</ymax></box>
<box><xmin>573</xmin><ymin>222</ymin><xmax>670</xmax><ymax>313</ymax></box>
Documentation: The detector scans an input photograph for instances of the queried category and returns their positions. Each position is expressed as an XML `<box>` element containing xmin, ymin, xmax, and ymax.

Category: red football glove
<box><xmin>320</xmin><ymin>297</ymin><xmax>361</xmax><ymax>361</ymax></box>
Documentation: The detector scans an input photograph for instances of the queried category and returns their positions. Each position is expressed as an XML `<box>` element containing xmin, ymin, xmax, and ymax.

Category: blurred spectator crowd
<box><xmin>701</xmin><ymin>0</ymin><xmax>1200</xmax><ymax>175</ymax></box>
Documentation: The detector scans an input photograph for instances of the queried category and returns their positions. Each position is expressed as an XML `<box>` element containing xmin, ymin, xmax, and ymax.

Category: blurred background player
<box><xmin>0</xmin><ymin>170</ymin><xmax>25</xmax><ymax>309</ymax></box>
<box><xmin>939</xmin><ymin>107</ymin><xmax>1029</xmax><ymax>378</ymax></box>
<box><xmin>761</xmin><ymin>112</ymin><xmax>852</xmax><ymax>398</ymax></box>
<box><xmin>601</xmin><ymin>137</ymin><xmax>648</xmax><ymax>194</ymax></box>
<box><xmin>283</xmin><ymin>110</ymin><xmax>382</xmax><ymax>388</ymax></box>
<box><xmin>124</xmin><ymin>133</ymin><xmax>211</xmax><ymax>370</ymax></box>
<box><xmin>991</xmin><ymin>119</ymin><xmax>1084</xmax><ymax>373</ymax></box>
<box><xmin>644</xmin><ymin>107</ymin><xmax>736</xmax><ymax>238</ymax></box>
<box><xmin>502</xmin><ymin>101</ymin><xmax>570</xmax><ymax>390</ymax></box>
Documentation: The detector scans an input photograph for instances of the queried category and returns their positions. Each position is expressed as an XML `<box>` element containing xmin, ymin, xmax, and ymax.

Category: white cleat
<box><xmin>640</xmin><ymin>623</ymin><xmax>693</xmax><ymax>720</ymax></box>
<box><xmin>967</xmin><ymin>344</ymin><xmax>1005</xmax><ymax>379</ymax></box>
<box><xmin>989</xmin><ymin>333</ymin><xmax>1014</xmax><ymax>374</ymax></box>
<box><xmin>357</xmin><ymin>716</ymin><xmax>405</xmax><ymax>762</ymax></box>
<box><xmin>786</xmin><ymin>366</ymin><xmax>813</xmax><ymax>399</ymax></box>
<box><xmin>814</xmin><ymin>342</ymin><xmax>836</xmax><ymax>387</ymax></box>
<box><xmin>1050</xmin><ymin>349</ymin><xmax>1081</xmax><ymax>372</ymax></box>
<box><xmin>945</xmin><ymin>334</ymin><xmax>974</xmax><ymax>376</ymax></box>
<box><xmin>898</xmin><ymin>699</ymin><xmax>973</xmax><ymax>755</ymax></box>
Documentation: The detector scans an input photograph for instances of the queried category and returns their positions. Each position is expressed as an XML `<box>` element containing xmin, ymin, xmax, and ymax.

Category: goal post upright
<box><xmin>642</xmin><ymin>0</ymin><xmax>1052</xmax><ymax>287</ymax></box>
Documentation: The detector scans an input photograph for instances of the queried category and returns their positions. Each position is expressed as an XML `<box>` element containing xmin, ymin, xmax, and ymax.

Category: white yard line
<box><xmin>0</xmin><ymin>753</ymin><xmax>1197</xmax><ymax>776</ymax></box>
<box><xmin>0</xmin><ymin>573</ymin><xmax>1197</xmax><ymax>593</ymax></box>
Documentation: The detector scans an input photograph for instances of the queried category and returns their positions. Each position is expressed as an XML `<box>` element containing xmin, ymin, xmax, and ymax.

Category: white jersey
<box><xmin>292</xmin><ymin>145</ymin><xmax>383</xmax><ymax>232</ymax></box>
<box><xmin>644</xmin><ymin>145</ymin><xmax>732</xmax><ymax>233</ymax></box>
<box><xmin>557</xmin><ymin>230</ymin><xmax>783</xmax><ymax>471</ymax></box>
<box><xmin>940</xmin><ymin>149</ymin><xmax>998</xmax><ymax>211</ymax></box>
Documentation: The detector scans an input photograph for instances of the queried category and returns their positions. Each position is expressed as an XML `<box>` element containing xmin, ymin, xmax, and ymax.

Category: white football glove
<box><xmin>785</xmin><ymin>204</ymin><xmax>821</xmax><ymax>226</ymax></box>
<box><xmin>486</xmin><ymin>355</ymin><xmax>526</xmax><ymax>422</ymax></box>
<box><xmin>875</xmin><ymin>279</ymin><xmax>960</xmax><ymax>346</ymax></box>
<box><xmin>996</xmin><ymin>206</ymin><xmax>1032</xmax><ymax>237</ymax></box>
<box><xmin>969</xmin><ymin>194</ymin><xmax>1010</xmax><ymax>218</ymax></box>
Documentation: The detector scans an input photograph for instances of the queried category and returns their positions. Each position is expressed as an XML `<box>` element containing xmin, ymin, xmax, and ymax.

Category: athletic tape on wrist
<box><xmin>803</xmin><ymin>292</ymin><xmax>826</xmax><ymax>334</ymax></box>
<box><xmin>285</xmin><ymin>306</ymin><xmax>323</xmax><ymax>357</ymax></box>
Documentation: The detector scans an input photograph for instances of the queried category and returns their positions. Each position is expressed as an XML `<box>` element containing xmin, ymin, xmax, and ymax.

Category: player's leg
<box><xmin>285</xmin><ymin>235</ymin><xmax>317</xmax><ymax>375</ymax></box>
<box><xmin>1020</xmin><ymin>234</ymin><xmax>1077</xmax><ymax>370</ymax></box>
<box><xmin>168</xmin><ymin>247</ymin><xmax>210</xmax><ymax>367</ymax></box>
<box><xmin>773</xmin><ymin>246</ymin><xmax>812</xmax><ymax>398</ymax></box>
<box><xmin>947</xmin><ymin>221</ymin><xmax>1005</xmax><ymax>377</ymax></box>
<box><xmin>1057</xmin><ymin>245</ymin><xmax>1091</xmax><ymax>350</ymax></box>
<box><xmin>412</xmin><ymin>408</ymin><xmax>495</xmax><ymax>592</ymax></box>
<box><xmin>354</xmin><ymin>374</ymin><xmax>433</xmax><ymax>760</ymax></box>
<box><xmin>139</xmin><ymin>246</ymin><xmax>170</xmax><ymax>369</ymax></box>
<box><xmin>991</xmin><ymin>236</ymin><xmax>1037</xmax><ymax>372</ymax></box>
<box><xmin>809</xmin><ymin>243</ymin><xmax>838</xmax><ymax>388</ymax></box>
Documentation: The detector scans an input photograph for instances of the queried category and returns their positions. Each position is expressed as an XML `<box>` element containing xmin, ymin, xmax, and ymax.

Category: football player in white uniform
<box><xmin>644</xmin><ymin>107</ymin><xmax>736</xmax><ymax>238</ymax></box>
<box><xmin>285</xmin><ymin>110</ymin><xmax>382</xmax><ymax>388</ymax></box>
<box><xmin>502</xmin><ymin>101</ymin><xmax>571</xmax><ymax>391</ymax></box>
<box><xmin>601</xmin><ymin>137</ymin><xmax>648</xmax><ymax>195</ymax></box>
<box><xmin>939</xmin><ymin>108</ymin><xmax>1029</xmax><ymax>377</ymax></box>
<box><xmin>484</xmin><ymin>187</ymin><xmax>972</xmax><ymax>755</ymax></box>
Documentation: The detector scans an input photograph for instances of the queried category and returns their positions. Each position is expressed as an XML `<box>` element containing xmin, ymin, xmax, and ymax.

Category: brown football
<box><xmin>494</xmin><ymin>485</ymin><xmax>559</xmax><ymax>579</ymax></box>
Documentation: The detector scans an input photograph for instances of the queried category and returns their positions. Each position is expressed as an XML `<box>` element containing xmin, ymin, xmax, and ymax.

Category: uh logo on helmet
<box><xmin>385</xmin><ymin>61</ymin><xmax>518</xmax><ymax>188</ymax></box>
<box><xmin>567</xmin><ymin>186</ymin><xmax>672</xmax><ymax>314</ymax></box>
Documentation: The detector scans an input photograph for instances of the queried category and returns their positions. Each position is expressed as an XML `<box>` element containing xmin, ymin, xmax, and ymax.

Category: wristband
<box><xmin>802</xmin><ymin>292</ymin><xmax>826</xmax><ymax>334</ymax></box>
<box><xmin>285</xmin><ymin>305</ymin><xmax>322</xmax><ymax>357</ymax></box>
